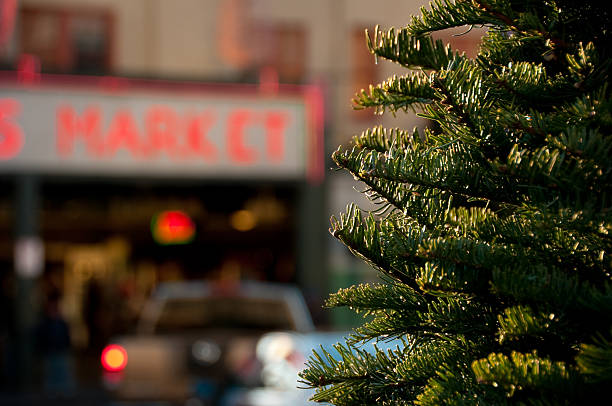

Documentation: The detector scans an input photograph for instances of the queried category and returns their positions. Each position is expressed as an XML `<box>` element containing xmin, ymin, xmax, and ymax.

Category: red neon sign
<box><xmin>56</xmin><ymin>105</ymin><xmax>289</xmax><ymax>163</ymax></box>
<box><xmin>0</xmin><ymin>71</ymin><xmax>325</xmax><ymax>182</ymax></box>
<box><xmin>0</xmin><ymin>98</ymin><xmax>24</xmax><ymax>159</ymax></box>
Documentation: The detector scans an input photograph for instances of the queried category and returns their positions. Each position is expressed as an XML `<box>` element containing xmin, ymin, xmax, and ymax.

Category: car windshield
<box><xmin>154</xmin><ymin>296</ymin><xmax>295</xmax><ymax>333</ymax></box>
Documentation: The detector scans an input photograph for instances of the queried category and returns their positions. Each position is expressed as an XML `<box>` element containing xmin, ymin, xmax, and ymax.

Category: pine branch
<box><xmin>417</xmin><ymin>368</ymin><xmax>509</xmax><ymax>405</ymax></box>
<box><xmin>300</xmin><ymin>336</ymin><xmax>488</xmax><ymax>405</ymax></box>
<box><xmin>326</xmin><ymin>282</ymin><xmax>425</xmax><ymax>315</ymax></box>
<box><xmin>332</xmin><ymin>139</ymin><xmax>518</xmax><ymax>206</ymax></box>
<box><xmin>576</xmin><ymin>332</ymin><xmax>612</xmax><ymax>383</ymax></box>
<box><xmin>471</xmin><ymin>351</ymin><xmax>581</xmax><ymax>402</ymax></box>
<box><xmin>505</xmin><ymin>142</ymin><xmax>612</xmax><ymax>212</ymax></box>
<box><xmin>306</xmin><ymin>0</ymin><xmax>612</xmax><ymax>403</ymax></box>
<box><xmin>406</xmin><ymin>0</ymin><xmax>502</xmax><ymax>36</ymax></box>
<box><xmin>330</xmin><ymin>204</ymin><xmax>425</xmax><ymax>289</ymax></box>
<box><xmin>338</xmin><ymin>293</ymin><xmax>496</xmax><ymax>343</ymax></box>
<box><xmin>367</xmin><ymin>26</ymin><xmax>462</xmax><ymax>70</ymax></box>
<box><xmin>353</xmin><ymin>73</ymin><xmax>436</xmax><ymax>114</ymax></box>
<box><xmin>496</xmin><ymin>305</ymin><xmax>564</xmax><ymax>345</ymax></box>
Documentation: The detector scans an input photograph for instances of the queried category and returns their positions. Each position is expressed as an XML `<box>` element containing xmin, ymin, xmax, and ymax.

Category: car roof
<box><xmin>139</xmin><ymin>280</ymin><xmax>315</xmax><ymax>334</ymax></box>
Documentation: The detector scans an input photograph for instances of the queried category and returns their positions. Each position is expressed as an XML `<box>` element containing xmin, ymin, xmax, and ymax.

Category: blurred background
<box><xmin>0</xmin><ymin>0</ymin><xmax>480</xmax><ymax>404</ymax></box>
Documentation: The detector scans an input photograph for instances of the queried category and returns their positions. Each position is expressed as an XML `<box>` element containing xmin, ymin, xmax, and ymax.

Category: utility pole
<box><xmin>14</xmin><ymin>175</ymin><xmax>42</xmax><ymax>390</ymax></box>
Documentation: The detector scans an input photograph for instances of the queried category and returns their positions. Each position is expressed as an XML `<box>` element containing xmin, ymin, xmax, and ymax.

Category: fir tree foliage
<box><xmin>300</xmin><ymin>0</ymin><xmax>611</xmax><ymax>404</ymax></box>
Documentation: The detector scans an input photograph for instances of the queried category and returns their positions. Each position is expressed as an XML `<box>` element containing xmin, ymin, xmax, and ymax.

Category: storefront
<box><xmin>0</xmin><ymin>71</ymin><xmax>325</xmax><ymax>385</ymax></box>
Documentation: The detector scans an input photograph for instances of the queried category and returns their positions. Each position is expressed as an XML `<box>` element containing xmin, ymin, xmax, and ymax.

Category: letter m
<box><xmin>56</xmin><ymin>106</ymin><xmax>103</xmax><ymax>156</ymax></box>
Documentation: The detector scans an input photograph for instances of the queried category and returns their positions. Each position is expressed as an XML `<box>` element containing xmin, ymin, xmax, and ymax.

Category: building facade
<box><xmin>0</xmin><ymin>0</ymin><xmax>482</xmax><ymax>390</ymax></box>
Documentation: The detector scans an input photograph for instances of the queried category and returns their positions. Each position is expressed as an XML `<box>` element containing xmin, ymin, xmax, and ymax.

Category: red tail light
<box><xmin>101</xmin><ymin>344</ymin><xmax>128</xmax><ymax>372</ymax></box>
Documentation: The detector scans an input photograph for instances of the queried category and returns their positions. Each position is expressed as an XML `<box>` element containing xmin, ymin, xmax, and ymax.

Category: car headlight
<box><xmin>256</xmin><ymin>332</ymin><xmax>295</xmax><ymax>364</ymax></box>
<box><xmin>256</xmin><ymin>333</ymin><xmax>305</xmax><ymax>389</ymax></box>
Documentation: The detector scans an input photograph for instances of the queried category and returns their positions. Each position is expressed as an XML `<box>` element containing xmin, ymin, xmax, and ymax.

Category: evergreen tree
<box><xmin>300</xmin><ymin>1</ymin><xmax>611</xmax><ymax>404</ymax></box>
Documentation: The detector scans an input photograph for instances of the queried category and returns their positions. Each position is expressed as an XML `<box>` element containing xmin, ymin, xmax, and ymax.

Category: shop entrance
<box><xmin>40</xmin><ymin>179</ymin><xmax>298</xmax><ymax>350</ymax></box>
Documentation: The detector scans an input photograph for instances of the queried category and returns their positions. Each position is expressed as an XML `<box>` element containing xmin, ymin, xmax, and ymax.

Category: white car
<box><xmin>100</xmin><ymin>280</ymin><xmax>319</xmax><ymax>405</ymax></box>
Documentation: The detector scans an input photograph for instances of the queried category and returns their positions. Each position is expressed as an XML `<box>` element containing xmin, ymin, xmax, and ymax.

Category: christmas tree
<box><xmin>300</xmin><ymin>0</ymin><xmax>611</xmax><ymax>404</ymax></box>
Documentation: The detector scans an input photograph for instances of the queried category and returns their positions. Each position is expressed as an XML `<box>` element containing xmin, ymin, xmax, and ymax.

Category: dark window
<box><xmin>155</xmin><ymin>296</ymin><xmax>294</xmax><ymax>332</ymax></box>
<box><xmin>20</xmin><ymin>6</ymin><xmax>113</xmax><ymax>74</ymax></box>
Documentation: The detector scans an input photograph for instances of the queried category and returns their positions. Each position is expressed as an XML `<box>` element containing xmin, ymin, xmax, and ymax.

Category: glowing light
<box><xmin>192</xmin><ymin>340</ymin><xmax>222</xmax><ymax>364</ymax></box>
<box><xmin>0</xmin><ymin>98</ymin><xmax>25</xmax><ymax>159</ymax></box>
<box><xmin>230</xmin><ymin>209</ymin><xmax>256</xmax><ymax>231</ymax></box>
<box><xmin>151</xmin><ymin>210</ymin><xmax>196</xmax><ymax>245</ymax></box>
<box><xmin>55</xmin><ymin>106</ymin><xmax>287</xmax><ymax>162</ymax></box>
<box><xmin>101</xmin><ymin>344</ymin><xmax>128</xmax><ymax>372</ymax></box>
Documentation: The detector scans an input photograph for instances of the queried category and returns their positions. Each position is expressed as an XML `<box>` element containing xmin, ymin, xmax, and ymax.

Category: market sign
<box><xmin>0</xmin><ymin>74</ymin><xmax>323</xmax><ymax>181</ymax></box>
